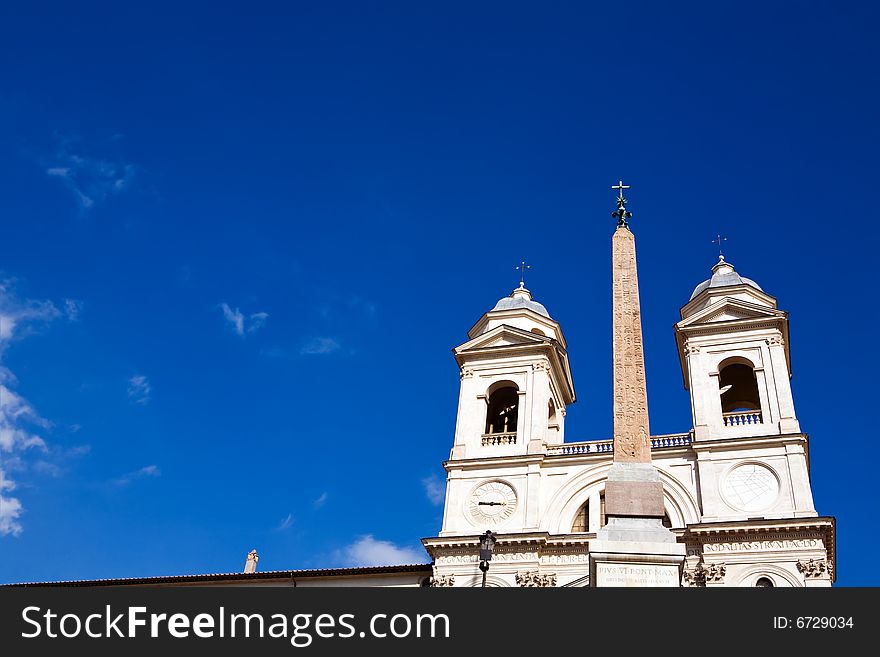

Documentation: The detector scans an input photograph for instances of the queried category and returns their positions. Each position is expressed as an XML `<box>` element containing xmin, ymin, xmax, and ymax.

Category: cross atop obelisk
<box><xmin>612</xmin><ymin>180</ymin><xmax>633</xmax><ymax>228</ymax></box>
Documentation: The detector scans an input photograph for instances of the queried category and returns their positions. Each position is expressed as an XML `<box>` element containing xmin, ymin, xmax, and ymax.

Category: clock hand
<box><xmin>478</xmin><ymin>501</ymin><xmax>506</xmax><ymax>506</ymax></box>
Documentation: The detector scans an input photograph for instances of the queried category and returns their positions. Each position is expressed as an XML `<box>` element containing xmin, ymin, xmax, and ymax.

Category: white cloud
<box><xmin>127</xmin><ymin>375</ymin><xmax>151</xmax><ymax>405</ymax></box>
<box><xmin>113</xmin><ymin>464</ymin><xmax>161</xmax><ymax>487</ymax></box>
<box><xmin>278</xmin><ymin>513</ymin><xmax>294</xmax><ymax>531</ymax></box>
<box><xmin>0</xmin><ymin>469</ymin><xmax>23</xmax><ymax>537</ymax></box>
<box><xmin>422</xmin><ymin>473</ymin><xmax>446</xmax><ymax>506</ymax></box>
<box><xmin>0</xmin><ymin>280</ymin><xmax>61</xmax><ymax>345</ymax></box>
<box><xmin>339</xmin><ymin>535</ymin><xmax>427</xmax><ymax>567</ymax></box>
<box><xmin>313</xmin><ymin>492</ymin><xmax>328</xmax><ymax>509</ymax></box>
<box><xmin>220</xmin><ymin>303</ymin><xmax>268</xmax><ymax>337</ymax></box>
<box><xmin>0</xmin><ymin>385</ymin><xmax>50</xmax><ymax>453</ymax></box>
<box><xmin>220</xmin><ymin>303</ymin><xmax>244</xmax><ymax>335</ymax></box>
<box><xmin>300</xmin><ymin>337</ymin><xmax>340</xmax><ymax>355</ymax></box>
<box><xmin>45</xmin><ymin>136</ymin><xmax>136</xmax><ymax>211</ymax></box>
<box><xmin>0</xmin><ymin>281</ymin><xmax>64</xmax><ymax>536</ymax></box>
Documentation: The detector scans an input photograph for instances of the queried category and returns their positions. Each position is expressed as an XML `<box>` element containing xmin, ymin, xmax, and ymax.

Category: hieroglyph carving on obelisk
<box><xmin>611</xmin><ymin>181</ymin><xmax>651</xmax><ymax>464</ymax></box>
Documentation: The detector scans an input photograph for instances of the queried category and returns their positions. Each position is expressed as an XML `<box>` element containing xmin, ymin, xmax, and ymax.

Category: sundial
<box><xmin>721</xmin><ymin>464</ymin><xmax>779</xmax><ymax>512</ymax></box>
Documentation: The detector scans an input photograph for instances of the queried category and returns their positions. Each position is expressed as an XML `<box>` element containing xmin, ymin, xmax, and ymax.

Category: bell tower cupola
<box><xmin>675</xmin><ymin>256</ymin><xmax>799</xmax><ymax>441</ymax></box>
<box><xmin>448</xmin><ymin>283</ymin><xmax>575</xmax><ymax>460</ymax></box>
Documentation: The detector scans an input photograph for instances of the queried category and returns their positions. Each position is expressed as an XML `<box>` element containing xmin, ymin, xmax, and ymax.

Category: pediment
<box><xmin>678</xmin><ymin>297</ymin><xmax>784</xmax><ymax>329</ymax></box>
<box><xmin>455</xmin><ymin>324</ymin><xmax>551</xmax><ymax>354</ymax></box>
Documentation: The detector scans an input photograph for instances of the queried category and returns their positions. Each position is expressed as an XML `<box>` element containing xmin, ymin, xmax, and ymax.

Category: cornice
<box><xmin>676</xmin><ymin>317</ymin><xmax>787</xmax><ymax>340</ymax></box>
<box><xmin>444</xmin><ymin>454</ymin><xmax>546</xmax><ymax>471</ymax></box>
<box><xmin>454</xmin><ymin>331</ymin><xmax>575</xmax><ymax>404</ymax></box>
<box><xmin>690</xmin><ymin>433</ymin><xmax>808</xmax><ymax>452</ymax></box>
<box><xmin>467</xmin><ymin>309</ymin><xmax>567</xmax><ymax>347</ymax></box>
<box><xmin>685</xmin><ymin>517</ymin><xmax>834</xmax><ymax>536</ymax></box>
<box><xmin>422</xmin><ymin>532</ymin><xmax>553</xmax><ymax>551</ymax></box>
<box><xmin>679</xmin><ymin>284</ymin><xmax>778</xmax><ymax>320</ymax></box>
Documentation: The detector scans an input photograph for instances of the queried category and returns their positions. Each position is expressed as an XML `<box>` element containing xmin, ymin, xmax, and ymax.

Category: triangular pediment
<box><xmin>455</xmin><ymin>324</ymin><xmax>551</xmax><ymax>353</ymax></box>
<box><xmin>678</xmin><ymin>297</ymin><xmax>784</xmax><ymax>329</ymax></box>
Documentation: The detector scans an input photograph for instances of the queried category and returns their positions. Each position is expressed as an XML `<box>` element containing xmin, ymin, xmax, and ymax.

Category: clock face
<box><xmin>467</xmin><ymin>481</ymin><xmax>517</xmax><ymax>527</ymax></box>
<box><xmin>721</xmin><ymin>463</ymin><xmax>779</xmax><ymax>512</ymax></box>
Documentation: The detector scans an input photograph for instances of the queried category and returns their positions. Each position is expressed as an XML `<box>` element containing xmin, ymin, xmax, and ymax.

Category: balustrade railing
<box><xmin>722</xmin><ymin>410</ymin><xmax>763</xmax><ymax>427</ymax></box>
<box><xmin>481</xmin><ymin>432</ymin><xmax>517</xmax><ymax>446</ymax></box>
<box><xmin>545</xmin><ymin>432</ymin><xmax>693</xmax><ymax>456</ymax></box>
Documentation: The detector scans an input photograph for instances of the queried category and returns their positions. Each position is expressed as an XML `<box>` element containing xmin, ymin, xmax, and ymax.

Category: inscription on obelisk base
<box><xmin>590</xmin><ymin>186</ymin><xmax>686</xmax><ymax>587</ymax></box>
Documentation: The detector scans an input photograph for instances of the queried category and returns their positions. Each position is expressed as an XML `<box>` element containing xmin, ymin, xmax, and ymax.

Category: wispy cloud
<box><xmin>32</xmin><ymin>444</ymin><xmax>91</xmax><ymax>479</ymax></box>
<box><xmin>0</xmin><ymin>280</ymin><xmax>61</xmax><ymax>345</ymax></box>
<box><xmin>277</xmin><ymin>513</ymin><xmax>294</xmax><ymax>531</ymax></box>
<box><xmin>337</xmin><ymin>535</ymin><xmax>427</xmax><ymax>567</ymax></box>
<box><xmin>127</xmin><ymin>374</ymin><xmax>151</xmax><ymax>405</ymax></box>
<box><xmin>0</xmin><ymin>470</ymin><xmax>23</xmax><ymax>537</ymax></box>
<box><xmin>421</xmin><ymin>474</ymin><xmax>446</xmax><ymax>506</ymax></box>
<box><xmin>113</xmin><ymin>464</ymin><xmax>160</xmax><ymax>487</ymax></box>
<box><xmin>300</xmin><ymin>337</ymin><xmax>340</xmax><ymax>355</ymax></box>
<box><xmin>313</xmin><ymin>492</ymin><xmax>329</xmax><ymax>509</ymax></box>
<box><xmin>63</xmin><ymin>299</ymin><xmax>83</xmax><ymax>321</ymax></box>
<box><xmin>45</xmin><ymin>135</ymin><xmax>136</xmax><ymax>211</ymax></box>
<box><xmin>220</xmin><ymin>303</ymin><xmax>269</xmax><ymax>337</ymax></box>
<box><xmin>0</xmin><ymin>281</ymin><xmax>65</xmax><ymax>536</ymax></box>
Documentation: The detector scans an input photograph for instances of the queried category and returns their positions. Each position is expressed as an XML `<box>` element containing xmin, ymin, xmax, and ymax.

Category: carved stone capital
<box><xmin>430</xmin><ymin>574</ymin><xmax>455</xmax><ymax>587</ymax></box>
<box><xmin>766</xmin><ymin>335</ymin><xmax>785</xmax><ymax>347</ymax></box>
<box><xmin>796</xmin><ymin>559</ymin><xmax>828</xmax><ymax>579</ymax></box>
<box><xmin>532</xmin><ymin>360</ymin><xmax>550</xmax><ymax>373</ymax></box>
<box><xmin>460</xmin><ymin>368</ymin><xmax>474</xmax><ymax>380</ymax></box>
<box><xmin>683</xmin><ymin>341</ymin><xmax>701</xmax><ymax>356</ymax></box>
<box><xmin>515</xmin><ymin>571</ymin><xmax>557</xmax><ymax>587</ymax></box>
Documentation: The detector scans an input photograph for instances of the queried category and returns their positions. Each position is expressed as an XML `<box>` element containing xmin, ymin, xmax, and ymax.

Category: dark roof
<box><xmin>3</xmin><ymin>563</ymin><xmax>432</xmax><ymax>587</ymax></box>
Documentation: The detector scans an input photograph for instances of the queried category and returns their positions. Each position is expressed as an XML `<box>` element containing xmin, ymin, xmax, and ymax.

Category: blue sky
<box><xmin>0</xmin><ymin>2</ymin><xmax>877</xmax><ymax>585</ymax></box>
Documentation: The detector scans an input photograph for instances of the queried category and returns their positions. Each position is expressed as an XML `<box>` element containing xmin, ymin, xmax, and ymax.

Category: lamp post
<box><xmin>478</xmin><ymin>530</ymin><xmax>496</xmax><ymax>588</ymax></box>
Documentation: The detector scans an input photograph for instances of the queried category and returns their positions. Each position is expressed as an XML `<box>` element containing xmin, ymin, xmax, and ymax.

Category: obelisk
<box><xmin>590</xmin><ymin>182</ymin><xmax>686</xmax><ymax>587</ymax></box>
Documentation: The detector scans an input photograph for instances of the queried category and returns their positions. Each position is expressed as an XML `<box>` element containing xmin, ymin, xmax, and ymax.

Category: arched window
<box><xmin>531</xmin><ymin>327</ymin><xmax>546</xmax><ymax>336</ymax></box>
<box><xmin>570</xmin><ymin>492</ymin><xmax>605</xmax><ymax>533</ymax></box>
<box><xmin>719</xmin><ymin>361</ymin><xmax>760</xmax><ymax>412</ymax></box>
<box><xmin>547</xmin><ymin>399</ymin><xmax>558</xmax><ymax>425</ymax></box>
<box><xmin>755</xmin><ymin>576</ymin><xmax>774</xmax><ymax>587</ymax></box>
<box><xmin>571</xmin><ymin>501</ymin><xmax>589</xmax><ymax>533</ymax></box>
<box><xmin>485</xmin><ymin>386</ymin><xmax>519</xmax><ymax>435</ymax></box>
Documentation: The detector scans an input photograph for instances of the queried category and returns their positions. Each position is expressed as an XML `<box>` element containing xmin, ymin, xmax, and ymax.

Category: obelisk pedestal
<box><xmin>590</xmin><ymin>192</ymin><xmax>686</xmax><ymax>587</ymax></box>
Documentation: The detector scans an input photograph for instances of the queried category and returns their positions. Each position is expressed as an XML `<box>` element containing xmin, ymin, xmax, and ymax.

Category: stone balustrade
<box><xmin>481</xmin><ymin>432</ymin><xmax>517</xmax><ymax>446</ymax></box>
<box><xmin>650</xmin><ymin>433</ymin><xmax>693</xmax><ymax>448</ymax></box>
<box><xmin>546</xmin><ymin>432</ymin><xmax>693</xmax><ymax>456</ymax></box>
<box><xmin>722</xmin><ymin>410</ymin><xmax>763</xmax><ymax>427</ymax></box>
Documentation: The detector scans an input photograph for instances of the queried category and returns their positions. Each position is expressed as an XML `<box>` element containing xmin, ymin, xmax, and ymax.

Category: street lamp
<box><xmin>478</xmin><ymin>530</ymin><xmax>496</xmax><ymax>588</ymax></box>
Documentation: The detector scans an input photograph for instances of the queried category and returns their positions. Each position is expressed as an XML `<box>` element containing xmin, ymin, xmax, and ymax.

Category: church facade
<box><xmin>422</xmin><ymin>252</ymin><xmax>834</xmax><ymax>587</ymax></box>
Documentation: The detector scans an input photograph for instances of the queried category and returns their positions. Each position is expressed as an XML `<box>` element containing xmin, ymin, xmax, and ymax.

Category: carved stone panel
<box><xmin>430</xmin><ymin>574</ymin><xmax>455</xmax><ymax>587</ymax></box>
<box><xmin>515</xmin><ymin>571</ymin><xmax>557</xmax><ymax>587</ymax></box>
<box><xmin>796</xmin><ymin>559</ymin><xmax>828</xmax><ymax>579</ymax></box>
